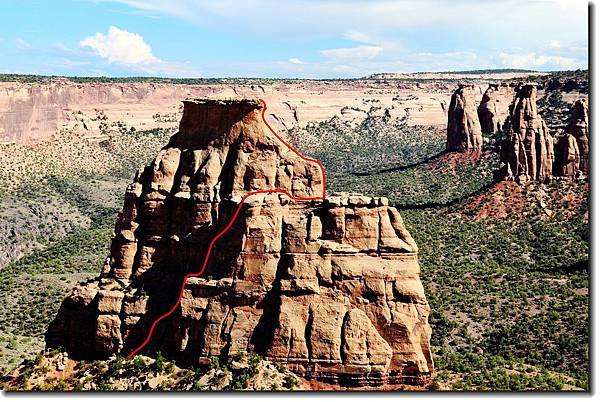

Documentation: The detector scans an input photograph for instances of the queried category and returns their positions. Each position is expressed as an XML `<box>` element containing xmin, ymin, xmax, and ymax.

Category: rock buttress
<box><xmin>446</xmin><ymin>84</ymin><xmax>483</xmax><ymax>151</ymax></box>
<box><xmin>47</xmin><ymin>99</ymin><xmax>433</xmax><ymax>387</ymax></box>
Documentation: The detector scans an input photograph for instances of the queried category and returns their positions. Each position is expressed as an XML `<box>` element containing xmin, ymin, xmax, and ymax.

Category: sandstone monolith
<box><xmin>565</xmin><ymin>99</ymin><xmax>589</xmax><ymax>173</ymax></box>
<box><xmin>446</xmin><ymin>84</ymin><xmax>483</xmax><ymax>151</ymax></box>
<box><xmin>498</xmin><ymin>84</ymin><xmax>554</xmax><ymax>183</ymax></box>
<box><xmin>477</xmin><ymin>83</ymin><xmax>514</xmax><ymax>135</ymax></box>
<box><xmin>47</xmin><ymin>99</ymin><xmax>433</xmax><ymax>387</ymax></box>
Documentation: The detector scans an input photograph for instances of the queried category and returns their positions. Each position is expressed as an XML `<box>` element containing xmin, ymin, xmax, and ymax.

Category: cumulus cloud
<box><xmin>76</xmin><ymin>26</ymin><xmax>202</xmax><ymax>77</ymax></box>
<box><xmin>288</xmin><ymin>57</ymin><xmax>306</xmax><ymax>65</ymax></box>
<box><xmin>321</xmin><ymin>46</ymin><xmax>382</xmax><ymax>61</ymax></box>
<box><xmin>80</xmin><ymin>26</ymin><xmax>160</xmax><ymax>65</ymax></box>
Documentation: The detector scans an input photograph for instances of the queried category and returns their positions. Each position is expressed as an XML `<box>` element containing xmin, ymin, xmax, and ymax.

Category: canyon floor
<box><xmin>0</xmin><ymin>70</ymin><xmax>589</xmax><ymax>391</ymax></box>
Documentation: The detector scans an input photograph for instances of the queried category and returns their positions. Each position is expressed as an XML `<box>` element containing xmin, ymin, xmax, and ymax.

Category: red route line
<box><xmin>127</xmin><ymin>98</ymin><xmax>327</xmax><ymax>358</ymax></box>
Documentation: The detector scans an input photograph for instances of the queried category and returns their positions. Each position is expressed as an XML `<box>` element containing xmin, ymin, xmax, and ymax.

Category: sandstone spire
<box><xmin>477</xmin><ymin>83</ymin><xmax>513</xmax><ymax>135</ymax></box>
<box><xmin>554</xmin><ymin>99</ymin><xmax>589</xmax><ymax>178</ymax></box>
<box><xmin>446</xmin><ymin>84</ymin><xmax>483</xmax><ymax>151</ymax></box>
<box><xmin>566</xmin><ymin>99</ymin><xmax>589</xmax><ymax>173</ymax></box>
<box><xmin>47</xmin><ymin>98</ymin><xmax>433</xmax><ymax>387</ymax></box>
<box><xmin>498</xmin><ymin>84</ymin><xmax>554</xmax><ymax>183</ymax></box>
<box><xmin>555</xmin><ymin>133</ymin><xmax>581</xmax><ymax>178</ymax></box>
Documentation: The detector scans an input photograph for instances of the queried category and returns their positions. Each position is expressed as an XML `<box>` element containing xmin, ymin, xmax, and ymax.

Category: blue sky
<box><xmin>0</xmin><ymin>0</ymin><xmax>589</xmax><ymax>78</ymax></box>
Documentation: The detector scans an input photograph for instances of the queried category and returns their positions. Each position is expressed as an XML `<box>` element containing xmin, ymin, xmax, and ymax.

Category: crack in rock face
<box><xmin>46</xmin><ymin>98</ymin><xmax>433</xmax><ymax>387</ymax></box>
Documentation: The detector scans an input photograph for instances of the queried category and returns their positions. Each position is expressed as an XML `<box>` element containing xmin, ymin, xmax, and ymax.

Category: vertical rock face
<box><xmin>446</xmin><ymin>84</ymin><xmax>483</xmax><ymax>151</ymax></box>
<box><xmin>47</xmin><ymin>99</ymin><xmax>433</xmax><ymax>387</ymax></box>
<box><xmin>477</xmin><ymin>84</ymin><xmax>514</xmax><ymax>135</ymax></box>
<box><xmin>498</xmin><ymin>84</ymin><xmax>554</xmax><ymax>183</ymax></box>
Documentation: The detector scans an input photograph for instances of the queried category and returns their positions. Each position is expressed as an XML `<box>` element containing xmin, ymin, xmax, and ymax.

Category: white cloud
<box><xmin>550</xmin><ymin>40</ymin><xmax>561</xmax><ymax>49</ymax></box>
<box><xmin>343</xmin><ymin>30</ymin><xmax>376</xmax><ymax>44</ymax></box>
<box><xmin>15</xmin><ymin>38</ymin><xmax>31</xmax><ymax>50</ymax></box>
<box><xmin>498</xmin><ymin>51</ymin><xmax>579</xmax><ymax>69</ymax></box>
<box><xmin>288</xmin><ymin>57</ymin><xmax>306</xmax><ymax>65</ymax></box>
<box><xmin>321</xmin><ymin>46</ymin><xmax>382</xmax><ymax>61</ymax></box>
<box><xmin>75</xmin><ymin>26</ymin><xmax>202</xmax><ymax>77</ymax></box>
<box><xmin>80</xmin><ymin>26</ymin><xmax>159</xmax><ymax>65</ymax></box>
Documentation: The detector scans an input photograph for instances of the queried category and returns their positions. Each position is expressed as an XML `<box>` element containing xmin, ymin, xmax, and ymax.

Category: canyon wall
<box><xmin>0</xmin><ymin>80</ymin><xmax>454</xmax><ymax>144</ymax></box>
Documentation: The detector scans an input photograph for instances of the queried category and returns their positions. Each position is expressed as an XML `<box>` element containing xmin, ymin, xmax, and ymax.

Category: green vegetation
<box><xmin>0</xmin><ymin>175</ymin><xmax>125</xmax><ymax>372</ymax></box>
<box><xmin>295</xmin><ymin>115</ymin><xmax>446</xmax><ymax>174</ymax></box>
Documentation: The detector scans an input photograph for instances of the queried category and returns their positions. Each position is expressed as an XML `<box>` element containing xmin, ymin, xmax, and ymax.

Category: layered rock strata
<box><xmin>47</xmin><ymin>99</ymin><xmax>433</xmax><ymax>387</ymax></box>
<box><xmin>477</xmin><ymin>83</ymin><xmax>514</xmax><ymax>135</ymax></box>
<box><xmin>498</xmin><ymin>84</ymin><xmax>554</xmax><ymax>183</ymax></box>
<box><xmin>446</xmin><ymin>84</ymin><xmax>483</xmax><ymax>151</ymax></box>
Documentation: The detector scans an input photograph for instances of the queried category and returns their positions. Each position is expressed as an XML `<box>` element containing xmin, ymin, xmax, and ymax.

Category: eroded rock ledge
<box><xmin>46</xmin><ymin>98</ymin><xmax>433</xmax><ymax>387</ymax></box>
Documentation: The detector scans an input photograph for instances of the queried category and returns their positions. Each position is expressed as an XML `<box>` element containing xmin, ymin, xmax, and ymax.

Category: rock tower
<box><xmin>498</xmin><ymin>84</ymin><xmax>554</xmax><ymax>183</ymax></box>
<box><xmin>565</xmin><ymin>99</ymin><xmax>589</xmax><ymax>173</ymax></box>
<box><xmin>554</xmin><ymin>99</ymin><xmax>589</xmax><ymax>178</ymax></box>
<box><xmin>47</xmin><ymin>99</ymin><xmax>433</xmax><ymax>387</ymax></box>
<box><xmin>446</xmin><ymin>84</ymin><xmax>483</xmax><ymax>151</ymax></box>
<box><xmin>477</xmin><ymin>83</ymin><xmax>514</xmax><ymax>135</ymax></box>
